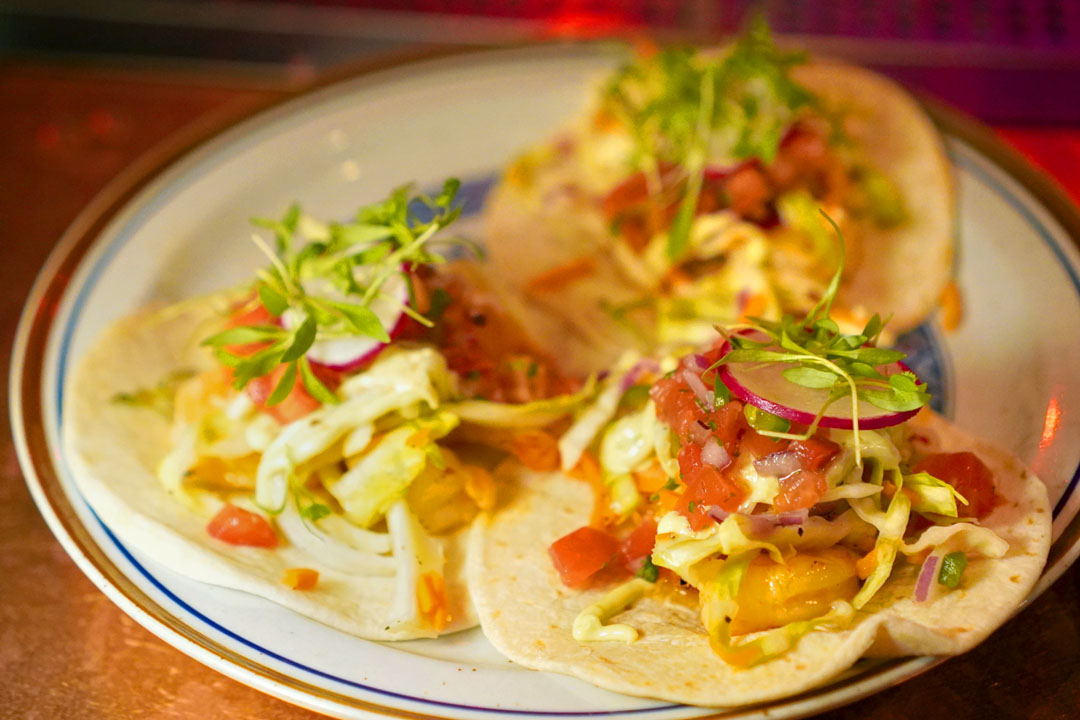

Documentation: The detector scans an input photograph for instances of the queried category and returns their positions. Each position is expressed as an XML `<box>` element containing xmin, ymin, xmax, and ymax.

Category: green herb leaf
<box><xmin>201</xmin><ymin>325</ymin><xmax>285</xmax><ymax>347</ymax></box>
<box><xmin>744</xmin><ymin>404</ymin><xmax>791</xmax><ymax>433</ymax></box>
<box><xmin>782</xmin><ymin>366</ymin><xmax>838</xmax><ymax>389</ymax></box>
<box><xmin>299</xmin><ymin>356</ymin><xmax>338</xmax><ymax>404</ymax></box>
<box><xmin>209</xmin><ymin>182</ymin><xmax>466</xmax><ymax>403</ymax></box>
<box><xmin>258</xmin><ymin>284</ymin><xmax>289</xmax><ymax>316</ymax></box>
<box><xmin>713</xmin><ymin>372</ymin><xmax>731</xmax><ymax>407</ymax></box>
<box><xmin>281</xmin><ymin>316</ymin><xmax>317</xmax><ymax>363</ymax></box>
<box><xmin>266</xmin><ymin>361</ymin><xmax>298</xmax><ymax>406</ymax></box>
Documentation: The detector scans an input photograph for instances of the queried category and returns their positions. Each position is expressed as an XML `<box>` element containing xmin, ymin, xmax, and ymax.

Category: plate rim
<box><xmin>11</xmin><ymin>41</ymin><xmax>1080</xmax><ymax>720</ymax></box>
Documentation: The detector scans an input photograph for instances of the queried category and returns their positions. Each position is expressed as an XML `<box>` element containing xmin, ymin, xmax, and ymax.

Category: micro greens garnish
<box><xmin>603</xmin><ymin>16</ymin><xmax>814</xmax><ymax>262</ymax></box>
<box><xmin>709</xmin><ymin>211</ymin><xmax>930</xmax><ymax>466</ymax></box>
<box><xmin>202</xmin><ymin>179</ymin><xmax>463</xmax><ymax>405</ymax></box>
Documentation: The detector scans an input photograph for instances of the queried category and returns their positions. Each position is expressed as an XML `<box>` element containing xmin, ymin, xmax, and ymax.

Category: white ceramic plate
<box><xmin>12</xmin><ymin>44</ymin><xmax>1080</xmax><ymax>720</ymax></box>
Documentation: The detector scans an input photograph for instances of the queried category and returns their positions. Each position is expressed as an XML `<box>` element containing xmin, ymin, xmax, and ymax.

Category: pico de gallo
<box><xmin>548</xmin><ymin>229</ymin><xmax>1008</xmax><ymax>665</ymax></box>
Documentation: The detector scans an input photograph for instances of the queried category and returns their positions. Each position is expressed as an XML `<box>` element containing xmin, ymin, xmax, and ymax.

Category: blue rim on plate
<box><xmin>12</xmin><ymin>44</ymin><xmax>1080</xmax><ymax>720</ymax></box>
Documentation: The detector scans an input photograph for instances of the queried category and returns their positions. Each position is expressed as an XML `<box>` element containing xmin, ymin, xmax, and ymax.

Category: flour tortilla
<box><xmin>484</xmin><ymin>60</ymin><xmax>953</xmax><ymax>375</ymax></box>
<box><xmin>466</xmin><ymin>412</ymin><xmax>1049</xmax><ymax>706</ymax></box>
<box><xmin>63</xmin><ymin>301</ymin><xmax>477</xmax><ymax>641</ymax></box>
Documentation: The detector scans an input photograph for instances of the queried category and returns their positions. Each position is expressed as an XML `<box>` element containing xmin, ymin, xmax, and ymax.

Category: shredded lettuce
<box><xmin>254</xmin><ymin>348</ymin><xmax>449</xmax><ymax>513</ymax></box>
<box><xmin>850</xmin><ymin>488</ymin><xmax>911</xmax><ymax>608</ymax></box>
<box><xmin>558</xmin><ymin>353</ymin><xmax>640</xmax><ymax>471</ymax></box>
<box><xmin>447</xmin><ymin>376</ymin><xmax>596</xmax><ymax>428</ymax></box>
<box><xmin>325</xmin><ymin>411</ymin><xmax>459</xmax><ymax>528</ymax></box>
<box><xmin>652</xmin><ymin>512</ymin><xmax>785</xmax><ymax>577</ymax></box>
<box><xmin>600</xmin><ymin>402</ymin><xmax>665</xmax><ymax>476</ymax></box>
<box><xmin>385</xmin><ymin>499</ymin><xmax>446</xmax><ymax>637</ymax></box>
<box><xmin>902</xmin><ymin>471</ymin><xmax>967</xmax><ymax>517</ymax></box>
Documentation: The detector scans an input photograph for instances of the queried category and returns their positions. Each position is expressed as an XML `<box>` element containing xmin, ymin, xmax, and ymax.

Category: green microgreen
<box><xmin>709</xmin><ymin>211</ymin><xmax>931</xmax><ymax>466</ymax></box>
<box><xmin>603</xmin><ymin>16</ymin><xmax>815</xmax><ymax>262</ymax></box>
<box><xmin>202</xmin><ymin>179</ymin><xmax>464</xmax><ymax>404</ymax></box>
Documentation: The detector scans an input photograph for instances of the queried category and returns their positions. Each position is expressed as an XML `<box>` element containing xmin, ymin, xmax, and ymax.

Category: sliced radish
<box><xmin>717</xmin><ymin>335</ymin><xmax>921</xmax><ymax>430</ymax></box>
<box><xmin>282</xmin><ymin>270</ymin><xmax>409</xmax><ymax>373</ymax></box>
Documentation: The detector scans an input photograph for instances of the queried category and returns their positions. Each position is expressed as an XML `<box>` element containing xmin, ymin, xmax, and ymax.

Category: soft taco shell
<box><xmin>63</xmin><ymin>300</ymin><xmax>477</xmax><ymax>641</ymax></box>
<box><xmin>466</xmin><ymin>412</ymin><xmax>1049</xmax><ymax>706</ymax></box>
<box><xmin>483</xmin><ymin>59</ymin><xmax>953</xmax><ymax>374</ymax></box>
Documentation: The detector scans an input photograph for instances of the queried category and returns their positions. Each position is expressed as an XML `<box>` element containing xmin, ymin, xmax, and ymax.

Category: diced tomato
<box><xmin>224</xmin><ymin>298</ymin><xmax>277</xmax><ymax>357</ymax></box>
<box><xmin>244</xmin><ymin>362</ymin><xmax>341</xmax><ymax>425</ymax></box>
<box><xmin>790</xmin><ymin>435</ymin><xmax>841</xmax><ymax>472</ymax></box>
<box><xmin>912</xmin><ymin>452</ymin><xmax>998</xmax><ymax>519</ymax></box>
<box><xmin>510</xmin><ymin>429</ymin><xmax>561</xmax><ymax>471</ymax></box>
<box><xmin>649</xmin><ymin>372</ymin><xmax>701</xmax><ymax>439</ymax></box>
<box><xmin>741</xmin><ymin>427</ymin><xmax>786</xmax><ymax>458</ymax></box>
<box><xmin>710</xmin><ymin>401</ymin><xmax>749</xmax><ymax>457</ymax></box>
<box><xmin>618</xmin><ymin>517</ymin><xmax>658</xmax><ymax>569</ymax></box>
<box><xmin>601</xmin><ymin>171</ymin><xmax>652</xmax><ymax>222</ymax></box>
<box><xmin>678</xmin><ymin>442</ymin><xmax>746</xmax><ymax>525</ymax></box>
<box><xmin>549</xmin><ymin>526</ymin><xmax>619</xmax><ymax>588</ymax></box>
<box><xmin>207</xmin><ymin>503</ymin><xmax>278</xmax><ymax>548</ymax></box>
<box><xmin>772</xmin><ymin>469</ymin><xmax>828</xmax><ymax>513</ymax></box>
<box><xmin>282</xmin><ymin>567</ymin><xmax>319</xmax><ymax>591</ymax></box>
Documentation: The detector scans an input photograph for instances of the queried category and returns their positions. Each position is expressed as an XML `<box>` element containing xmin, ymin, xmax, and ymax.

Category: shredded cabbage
<box><xmin>448</xmin><ymin>376</ymin><xmax>596</xmax><ymax>428</ymax></box>
<box><xmin>902</xmin><ymin>471</ymin><xmax>967</xmax><ymax>517</ymax></box>
<box><xmin>652</xmin><ymin>512</ymin><xmax>785</xmax><ymax>576</ymax></box>
<box><xmin>254</xmin><ymin>348</ymin><xmax>449</xmax><ymax>513</ymax></box>
<box><xmin>385</xmin><ymin>499</ymin><xmax>446</xmax><ymax>637</ymax></box>
<box><xmin>325</xmin><ymin>411</ymin><xmax>459</xmax><ymax>528</ymax></box>
<box><xmin>558</xmin><ymin>353</ymin><xmax>640</xmax><ymax>471</ymax></box>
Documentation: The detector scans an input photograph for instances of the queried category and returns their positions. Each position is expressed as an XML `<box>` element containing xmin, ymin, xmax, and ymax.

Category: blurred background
<box><xmin>4</xmin><ymin>0</ymin><xmax>1080</xmax><ymax>200</ymax></box>
<box><xmin>3</xmin><ymin>0</ymin><xmax>1080</xmax><ymax>122</ymax></box>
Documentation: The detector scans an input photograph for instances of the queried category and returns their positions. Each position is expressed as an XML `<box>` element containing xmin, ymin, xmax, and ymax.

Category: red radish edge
<box><xmin>293</xmin><ymin>267</ymin><xmax>412</xmax><ymax>373</ymax></box>
<box><xmin>716</xmin><ymin>333</ymin><xmax>922</xmax><ymax>430</ymax></box>
<box><xmin>309</xmin><ymin>310</ymin><xmax>407</xmax><ymax>373</ymax></box>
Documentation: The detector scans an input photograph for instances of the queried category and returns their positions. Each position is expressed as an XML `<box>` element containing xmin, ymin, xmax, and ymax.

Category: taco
<box><xmin>63</xmin><ymin>181</ymin><xmax>590</xmax><ymax>640</ymax></box>
<box><xmin>484</xmin><ymin>22</ymin><xmax>953</xmax><ymax>374</ymax></box>
<box><xmin>466</xmin><ymin>251</ymin><xmax>1049</xmax><ymax>704</ymax></box>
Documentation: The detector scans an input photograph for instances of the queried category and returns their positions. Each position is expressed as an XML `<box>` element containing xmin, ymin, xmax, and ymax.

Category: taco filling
<box><xmin>71</xmin><ymin>180</ymin><xmax>589</xmax><ymax>640</ymax></box>
<box><xmin>485</xmin><ymin>20</ymin><xmax>952</xmax><ymax>366</ymax></box>
<box><xmin>466</xmin><ymin>225</ymin><xmax>1048</xmax><ymax>704</ymax></box>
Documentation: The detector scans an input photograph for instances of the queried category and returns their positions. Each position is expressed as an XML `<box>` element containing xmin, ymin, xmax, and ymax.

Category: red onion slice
<box><xmin>771</xmin><ymin>508</ymin><xmax>809</xmax><ymax>526</ymax></box>
<box><xmin>914</xmin><ymin>554</ymin><xmax>940</xmax><ymax>603</ymax></box>
<box><xmin>707</xmin><ymin>506</ymin><xmax>731</xmax><ymax>523</ymax></box>
<box><xmin>718</xmin><ymin>334</ymin><xmax>922</xmax><ymax>430</ymax></box>
<box><xmin>620</xmin><ymin>359</ymin><xmax>661</xmax><ymax>391</ymax></box>
<box><xmin>688</xmin><ymin>419</ymin><xmax>712</xmax><ymax>446</ymax></box>
<box><xmin>753</xmin><ymin>450</ymin><xmax>802</xmax><ymax>478</ymax></box>
<box><xmin>680</xmin><ymin>368</ymin><xmax>715</xmax><ymax>409</ymax></box>
<box><xmin>701</xmin><ymin>438</ymin><xmax>731</xmax><ymax>469</ymax></box>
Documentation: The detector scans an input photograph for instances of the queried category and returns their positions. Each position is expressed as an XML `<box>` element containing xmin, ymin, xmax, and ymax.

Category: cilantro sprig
<box><xmin>202</xmin><ymin>179</ymin><xmax>463</xmax><ymax>405</ymax></box>
<box><xmin>711</xmin><ymin>212</ymin><xmax>930</xmax><ymax>465</ymax></box>
<box><xmin>603</xmin><ymin>17</ymin><xmax>814</xmax><ymax>262</ymax></box>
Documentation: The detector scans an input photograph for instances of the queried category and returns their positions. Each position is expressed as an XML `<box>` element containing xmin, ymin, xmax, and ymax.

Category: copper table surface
<box><xmin>2</xmin><ymin>60</ymin><xmax>1079</xmax><ymax>720</ymax></box>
